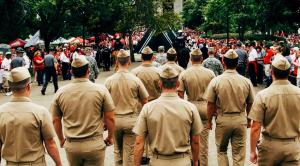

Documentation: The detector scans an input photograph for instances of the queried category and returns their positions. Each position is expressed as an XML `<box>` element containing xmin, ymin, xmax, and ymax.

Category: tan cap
<box><xmin>8</xmin><ymin>67</ymin><xmax>31</xmax><ymax>83</ymax></box>
<box><xmin>159</xmin><ymin>65</ymin><xmax>178</xmax><ymax>79</ymax></box>
<box><xmin>167</xmin><ymin>48</ymin><xmax>177</xmax><ymax>55</ymax></box>
<box><xmin>117</xmin><ymin>49</ymin><xmax>130</xmax><ymax>58</ymax></box>
<box><xmin>190</xmin><ymin>48</ymin><xmax>202</xmax><ymax>56</ymax></box>
<box><xmin>224</xmin><ymin>49</ymin><xmax>238</xmax><ymax>59</ymax></box>
<box><xmin>142</xmin><ymin>46</ymin><xmax>153</xmax><ymax>55</ymax></box>
<box><xmin>272</xmin><ymin>56</ymin><xmax>291</xmax><ymax>71</ymax></box>
<box><xmin>158</xmin><ymin>46</ymin><xmax>165</xmax><ymax>52</ymax></box>
<box><xmin>71</xmin><ymin>54</ymin><xmax>89</xmax><ymax>68</ymax></box>
<box><xmin>208</xmin><ymin>47</ymin><xmax>215</xmax><ymax>52</ymax></box>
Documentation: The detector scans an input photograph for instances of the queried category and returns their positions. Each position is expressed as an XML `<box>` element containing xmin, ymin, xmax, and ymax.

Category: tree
<box><xmin>182</xmin><ymin>0</ymin><xmax>206</xmax><ymax>29</ymax></box>
<box><xmin>24</xmin><ymin>0</ymin><xmax>68</xmax><ymax>51</ymax></box>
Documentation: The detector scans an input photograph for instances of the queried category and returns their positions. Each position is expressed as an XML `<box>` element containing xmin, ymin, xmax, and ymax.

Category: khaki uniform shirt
<box><xmin>133</xmin><ymin>93</ymin><xmax>203</xmax><ymax>155</ymax></box>
<box><xmin>178</xmin><ymin>64</ymin><xmax>215</xmax><ymax>120</ymax></box>
<box><xmin>131</xmin><ymin>64</ymin><xmax>161</xmax><ymax>101</ymax></box>
<box><xmin>205</xmin><ymin>70</ymin><xmax>255</xmax><ymax>125</ymax></box>
<box><xmin>249</xmin><ymin>80</ymin><xmax>300</xmax><ymax>139</ymax></box>
<box><xmin>105</xmin><ymin>70</ymin><xmax>149</xmax><ymax>115</ymax></box>
<box><xmin>0</xmin><ymin>97</ymin><xmax>55</xmax><ymax>162</ymax></box>
<box><xmin>51</xmin><ymin>78</ymin><xmax>115</xmax><ymax>139</ymax></box>
<box><xmin>160</xmin><ymin>62</ymin><xmax>184</xmax><ymax>74</ymax></box>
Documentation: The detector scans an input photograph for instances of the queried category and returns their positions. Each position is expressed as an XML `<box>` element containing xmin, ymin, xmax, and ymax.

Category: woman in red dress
<box><xmin>33</xmin><ymin>51</ymin><xmax>45</xmax><ymax>86</ymax></box>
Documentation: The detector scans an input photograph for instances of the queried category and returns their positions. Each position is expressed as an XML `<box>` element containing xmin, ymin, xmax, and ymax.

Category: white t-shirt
<box><xmin>248</xmin><ymin>48</ymin><xmax>258</xmax><ymax>62</ymax></box>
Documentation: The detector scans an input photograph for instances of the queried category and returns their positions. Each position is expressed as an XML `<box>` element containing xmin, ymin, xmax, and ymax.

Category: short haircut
<box><xmin>223</xmin><ymin>57</ymin><xmax>238</xmax><ymax>69</ymax></box>
<box><xmin>117</xmin><ymin>57</ymin><xmax>130</xmax><ymax>66</ymax></box>
<box><xmin>9</xmin><ymin>78</ymin><xmax>31</xmax><ymax>91</ymax></box>
<box><xmin>272</xmin><ymin>66</ymin><xmax>290</xmax><ymax>79</ymax></box>
<box><xmin>250</xmin><ymin>42</ymin><xmax>256</xmax><ymax>47</ymax></box>
<box><xmin>72</xmin><ymin>64</ymin><xmax>89</xmax><ymax>78</ymax></box>
<box><xmin>160</xmin><ymin>76</ymin><xmax>178</xmax><ymax>89</ymax></box>
<box><xmin>141</xmin><ymin>53</ymin><xmax>153</xmax><ymax>61</ymax></box>
<box><xmin>167</xmin><ymin>54</ymin><xmax>177</xmax><ymax>61</ymax></box>
<box><xmin>191</xmin><ymin>56</ymin><xmax>202</xmax><ymax>62</ymax></box>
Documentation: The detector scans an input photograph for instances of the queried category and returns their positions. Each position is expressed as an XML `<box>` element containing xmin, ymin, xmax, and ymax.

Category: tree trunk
<box><xmin>45</xmin><ymin>38</ymin><xmax>50</xmax><ymax>53</ymax></box>
<box><xmin>82</xmin><ymin>25</ymin><xmax>85</xmax><ymax>47</ymax></box>
<box><xmin>129</xmin><ymin>31</ymin><xmax>135</xmax><ymax>62</ymax></box>
<box><xmin>226</xmin><ymin>10</ymin><xmax>230</xmax><ymax>46</ymax></box>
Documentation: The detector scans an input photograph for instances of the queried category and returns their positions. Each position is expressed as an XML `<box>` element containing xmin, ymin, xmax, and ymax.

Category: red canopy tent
<box><xmin>9</xmin><ymin>38</ymin><xmax>27</xmax><ymax>48</ymax></box>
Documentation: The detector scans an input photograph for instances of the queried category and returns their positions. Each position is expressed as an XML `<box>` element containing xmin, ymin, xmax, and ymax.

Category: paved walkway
<box><xmin>0</xmin><ymin>62</ymin><xmax>260</xmax><ymax>166</ymax></box>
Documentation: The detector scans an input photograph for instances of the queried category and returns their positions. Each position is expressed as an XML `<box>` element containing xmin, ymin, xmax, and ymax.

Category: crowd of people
<box><xmin>0</xmin><ymin>36</ymin><xmax>299</xmax><ymax>166</ymax></box>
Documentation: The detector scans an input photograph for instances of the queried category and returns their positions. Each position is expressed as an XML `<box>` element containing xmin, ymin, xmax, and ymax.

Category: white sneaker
<box><xmin>5</xmin><ymin>92</ymin><xmax>12</xmax><ymax>96</ymax></box>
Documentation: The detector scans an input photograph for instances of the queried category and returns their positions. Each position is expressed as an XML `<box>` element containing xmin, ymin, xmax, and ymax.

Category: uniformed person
<box><xmin>132</xmin><ymin>46</ymin><xmax>161</xmax><ymax>101</ymax></box>
<box><xmin>249</xmin><ymin>56</ymin><xmax>300</xmax><ymax>165</ymax></box>
<box><xmin>84</xmin><ymin>47</ymin><xmax>99</xmax><ymax>83</ymax></box>
<box><xmin>203</xmin><ymin>47</ymin><xmax>224</xmax><ymax>76</ymax></box>
<box><xmin>133</xmin><ymin>65</ymin><xmax>203</xmax><ymax>166</ymax></box>
<box><xmin>0</xmin><ymin>67</ymin><xmax>62</xmax><ymax>166</ymax></box>
<box><xmin>105</xmin><ymin>49</ymin><xmax>149</xmax><ymax>166</ymax></box>
<box><xmin>205</xmin><ymin>49</ymin><xmax>255</xmax><ymax>166</ymax></box>
<box><xmin>51</xmin><ymin>55</ymin><xmax>115</xmax><ymax>166</ymax></box>
<box><xmin>160</xmin><ymin>48</ymin><xmax>185</xmax><ymax>74</ymax></box>
<box><xmin>131</xmin><ymin>46</ymin><xmax>161</xmax><ymax>164</ymax></box>
<box><xmin>178</xmin><ymin>48</ymin><xmax>215</xmax><ymax>166</ymax></box>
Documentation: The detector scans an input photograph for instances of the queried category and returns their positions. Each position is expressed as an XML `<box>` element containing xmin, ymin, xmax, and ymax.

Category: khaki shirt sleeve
<box><xmin>191</xmin><ymin>105</ymin><xmax>203</xmax><ymax>136</ymax></box>
<box><xmin>133</xmin><ymin>106</ymin><xmax>148</xmax><ymax>136</ymax></box>
<box><xmin>177</xmin><ymin>73</ymin><xmax>185</xmax><ymax>92</ymax></box>
<box><xmin>50</xmin><ymin>93</ymin><xmax>62</xmax><ymax>118</ymax></box>
<box><xmin>204</xmin><ymin>78</ymin><xmax>217</xmax><ymax>103</ymax></box>
<box><xmin>137</xmin><ymin>78</ymin><xmax>149</xmax><ymax>100</ymax></box>
<box><xmin>248</xmin><ymin>94</ymin><xmax>265</xmax><ymax>122</ymax></box>
<box><xmin>246</xmin><ymin>81</ymin><xmax>255</xmax><ymax>104</ymax></box>
<box><xmin>41</xmin><ymin>110</ymin><xmax>55</xmax><ymax>139</ymax></box>
<box><xmin>102</xmin><ymin>88</ymin><xmax>115</xmax><ymax>112</ymax></box>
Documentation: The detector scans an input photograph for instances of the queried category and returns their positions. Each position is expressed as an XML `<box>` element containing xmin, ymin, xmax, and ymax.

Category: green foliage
<box><xmin>209</xmin><ymin>33</ymin><xmax>286</xmax><ymax>41</ymax></box>
<box><xmin>182</xmin><ymin>0</ymin><xmax>206</xmax><ymax>28</ymax></box>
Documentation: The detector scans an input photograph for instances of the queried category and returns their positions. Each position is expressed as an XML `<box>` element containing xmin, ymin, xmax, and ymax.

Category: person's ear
<box><xmin>159</xmin><ymin>80</ymin><xmax>163</xmax><ymax>89</ymax></box>
<box><xmin>176</xmin><ymin>80</ymin><xmax>180</xmax><ymax>89</ymax></box>
<box><xmin>26</xmin><ymin>82</ymin><xmax>31</xmax><ymax>92</ymax></box>
<box><xmin>87</xmin><ymin>67</ymin><xmax>91</xmax><ymax>75</ymax></box>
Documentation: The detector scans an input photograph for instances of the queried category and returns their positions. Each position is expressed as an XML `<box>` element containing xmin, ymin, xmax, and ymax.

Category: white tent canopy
<box><xmin>51</xmin><ymin>37</ymin><xmax>68</xmax><ymax>45</ymax></box>
<box><xmin>24</xmin><ymin>31</ymin><xmax>44</xmax><ymax>47</ymax></box>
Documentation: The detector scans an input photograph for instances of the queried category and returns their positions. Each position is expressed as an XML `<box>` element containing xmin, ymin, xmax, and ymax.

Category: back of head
<box><xmin>190</xmin><ymin>48</ymin><xmax>203</xmax><ymax>62</ymax></box>
<box><xmin>158</xmin><ymin>46</ymin><xmax>165</xmax><ymax>53</ymax></box>
<box><xmin>159</xmin><ymin>65</ymin><xmax>179</xmax><ymax>89</ymax></box>
<box><xmin>8</xmin><ymin>67</ymin><xmax>31</xmax><ymax>92</ymax></box>
<box><xmin>117</xmin><ymin>49</ymin><xmax>130</xmax><ymax>66</ymax></box>
<box><xmin>167</xmin><ymin>48</ymin><xmax>177</xmax><ymax>61</ymax></box>
<box><xmin>141</xmin><ymin>46</ymin><xmax>153</xmax><ymax>61</ymax></box>
<box><xmin>271</xmin><ymin>56</ymin><xmax>290</xmax><ymax>79</ymax></box>
<box><xmin>71</xmin><ymin>55</ymin><xmax>89</xmax><ymax>78</ymax></box>
<box><xmin>223</xmin><ymin>49</ymin><xmax>238</xmax><ymax>69</ymax></box>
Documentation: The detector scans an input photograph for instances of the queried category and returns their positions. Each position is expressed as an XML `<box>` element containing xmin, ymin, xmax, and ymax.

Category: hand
<box><xmin>104</xmin><ymin>137</ymin><xmax>114</xmax><ymax>146</ymax></box>
<box><xmin>60</xmin><ymin>138</ymin><xmax>66</xmax><ymax>148</ymax></box>
<box><xmin>56</xmin><ymin>70</ymin><xmax>58</xmax><ymax>75</ymax></box>
<box><xmin>250</xmin><ymin>151</ymin><xmax>258</xmax><ymax>164</ymax></box>
<box><xmin>193</xmin><ymin>160</ymin><xmax>198</xmax><ymax>166</ymax></box>
<box><xmin>207</xmin><ymin>122</ymin><xmax>213</xmax><ymax>130</ymax></box>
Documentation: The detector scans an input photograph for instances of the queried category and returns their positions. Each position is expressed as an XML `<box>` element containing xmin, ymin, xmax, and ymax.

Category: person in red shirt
<box><xmin>263</xmin><ymin>45</ymin><xmax>274</xmax><ymax>87</ymax></box>
<box><xmin>33</xmin><ymin>51</ymin><xmax>45</xmax><ymax>86</ymax></box>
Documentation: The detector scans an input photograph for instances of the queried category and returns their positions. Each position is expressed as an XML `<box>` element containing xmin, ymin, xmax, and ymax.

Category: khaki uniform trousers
<box><xmin>114</xmin><ymin>114</ymin><xmax>137</xmax><ymax>166</ymax></box>
<box><xmin>191</xmin><ymin>100</ymin><xmax>209</xmax><ymax>166</ymax></box>
<box><xmin>150</xmin><ymin>153</ymin><xmax>191</xmax><ymax>166</ymax></box>
<box><xmin>6</xmin><ymin>156</ymin><xmax>46</xmax><ymax>166</ymax></box>
<box><xmin>215</xmin><ymin>118</ymin><xmax>247</xmax><ymax>166</ymax></box>
<box><xmin>258</xmin><ymin>136</ymin><xmax>300</xmax><ymax>166</ymax></box>
<box><xmin>64</xmin><ymin>135</ymin><xmax>106</xmax><ymax>166</ymax></box>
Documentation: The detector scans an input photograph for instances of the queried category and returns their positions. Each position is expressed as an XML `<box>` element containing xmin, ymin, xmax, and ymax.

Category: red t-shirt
<box><xmin>33</xmin><ymin>56</ymin><xmax>44</xmax><ymax>71</ymax></box>
<box><xmin>264</xmin><ymin>49</ymin><xmax>273</xmax><ymax>64</ymax></box>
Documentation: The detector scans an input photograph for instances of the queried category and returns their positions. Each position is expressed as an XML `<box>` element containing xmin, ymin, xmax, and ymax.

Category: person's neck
<box><xmin>209</xmin><ymin>54</ymin><xmax>214</xmax><ymax>57</ymax></box>
<box><xmin>192</xmin><ymin>61</ymin><xmax>202</xmax><ymax>65</ymax></box>
<box><xmin>167</xmin><ymin>61</ymin><xmax>175</xmax><ymax>63</ymax></box>
<box><xmin>118</xmin><ymin>66</ymin><xmax>129</xmax><ymax>72</ymax></box>
<box><xmin>162</xmin><ymin>89</ymin><xmax>177</xmax><ymax>93</ymax></box>
<box><xmin>75</xmin><ymin>75</ymin><xmax>89</xmax><ymax>79</ymax></box>
<box><xmin>142</xmin><ymin>61</ymin><xmax>152</xmax><ymax>65</ymax></box>
<box><xmin>12</xmin><ymin>92</ymin><xmax>30</xmax><ymax>98</ymax></box>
